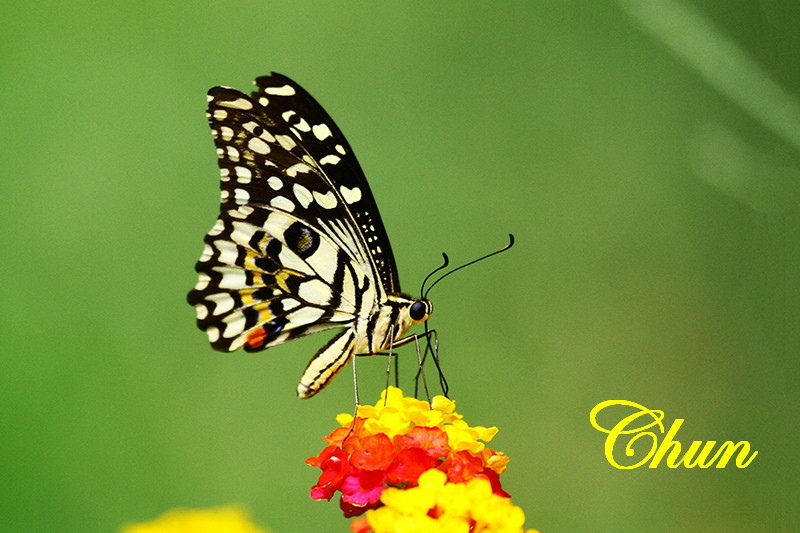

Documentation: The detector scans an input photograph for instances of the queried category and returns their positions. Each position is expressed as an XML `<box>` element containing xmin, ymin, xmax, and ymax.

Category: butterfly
<box><xmin>187</xmin><ymin>73</ymin><xmax>434</xmax><ymax>399</ymax></box>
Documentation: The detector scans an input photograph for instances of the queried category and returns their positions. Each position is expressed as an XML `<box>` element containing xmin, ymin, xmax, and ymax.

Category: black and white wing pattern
<box><xmin>187</xmin><ymin>73</ymin><xmax>432</xmax><ymax>398</ymax></box>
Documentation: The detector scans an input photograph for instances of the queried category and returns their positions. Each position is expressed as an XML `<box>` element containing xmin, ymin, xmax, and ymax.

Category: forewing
<box><xmin>252</xmin><ymin>73</ymin><xmax>400</xmax><ymax>293</ymax></box>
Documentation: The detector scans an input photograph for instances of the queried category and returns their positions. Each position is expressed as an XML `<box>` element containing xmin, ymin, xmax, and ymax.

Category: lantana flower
<box><xmin>119</xmin><ymin>506</ymin><xmax>271</xmax><ymax>533</ymax></box>
<box><xmin>306</xmin><ymin>387</ymin><xmax>511</xmax><ymax>518</ymax></box>
<box><xmin>351</xmin><ymin>469</ymin><xmax>539</xmax><ymax>533</ymax></box>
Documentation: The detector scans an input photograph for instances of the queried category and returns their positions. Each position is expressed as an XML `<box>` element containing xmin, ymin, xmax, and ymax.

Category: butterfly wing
<box><xmin>188</xmin><ymin>74</ymin><xmax>399</xmax><ymax>357</ymax></box>
<box><xmin>252</xmin><ymin>73</ymin><xmax>400</xmax><ymax>293</ymax></box>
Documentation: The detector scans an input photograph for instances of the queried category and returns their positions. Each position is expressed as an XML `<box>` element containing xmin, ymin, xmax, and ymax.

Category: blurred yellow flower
<box><xmin>120</xmin><ymin>506</ymin><xmax>271</xmax><ymax>533</ymax></box>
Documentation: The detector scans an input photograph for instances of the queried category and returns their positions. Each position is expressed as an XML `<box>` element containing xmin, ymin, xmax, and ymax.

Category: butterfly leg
<box><xmin>348</xmin><ymin>329</ymin><xmax>441</xmax><ymax>403</ymax></box>
<box><xmin>412</xmin><ymin>329</ymin><xmax>446</xmax><ymax>399</ymax></box>
<box><xmin>352</xmin><ymin>353</ymin><xmax>361</xmax><ymax>406</ymax></box>
<box><xmin>411</xmin><ymin>333</ymin><xmax>431</xmax><ymax>401</ymax></box>
<box><xmin>341</xmin><ymin>358</ymin><xmax>361</xmax><ymax>441</ymax></box>
<box><xmin>381</xmin><ymin>329</ymin><xmax>442</xmax><ymax>401</ymax></box>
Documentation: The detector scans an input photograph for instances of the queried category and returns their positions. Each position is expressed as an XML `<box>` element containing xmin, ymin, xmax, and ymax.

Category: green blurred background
<box><xmin>2</xmin><ymin>1</ymin><xmax>798</xmax><ymax>531</ymax></box>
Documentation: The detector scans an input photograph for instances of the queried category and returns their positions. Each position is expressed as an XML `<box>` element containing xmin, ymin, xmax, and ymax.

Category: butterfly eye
<box><xmin>409</xmin><ymin>300</ymin><xmax>430</xmax><ymax>321</ymax></box>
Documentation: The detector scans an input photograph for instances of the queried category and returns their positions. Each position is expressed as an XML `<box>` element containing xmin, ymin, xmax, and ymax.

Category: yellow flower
<box><xmin>119</xmin><ymin>506</ymin><xmax>271</xmax><ymax>533</ymax></box>
<box><xmin>363</xmin><ymin>470</ymin><xmax>537</xmax><ymax>533</ymax></box>
<box><xmin>336</xmin><ymin>387</ymin><xmax>499</xmax><ymax>452</ymax></box>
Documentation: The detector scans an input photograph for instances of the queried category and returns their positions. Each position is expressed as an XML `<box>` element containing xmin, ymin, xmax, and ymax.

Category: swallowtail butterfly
<box><xmin>187</xmin><ymin>73</ymin><xmax>433</xmax><ymax>399</ymax></box>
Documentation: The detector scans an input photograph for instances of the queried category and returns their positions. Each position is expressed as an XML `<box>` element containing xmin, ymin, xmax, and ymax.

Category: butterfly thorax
<box><xmin>296</xmin><ymin>294</ymin><xmax>431</xmax><ymax>399</ymax></box>
<box><xmin>358</xmin><ymin>294</ymin><xmax>432</xmax><ymax>355</ymax></box>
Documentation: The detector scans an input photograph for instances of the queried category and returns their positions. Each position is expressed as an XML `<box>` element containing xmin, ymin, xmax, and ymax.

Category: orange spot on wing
<box><xmin>246</xmin><ymin>326</ymin><xmax>267</xmax><ymax>349</ymax></box>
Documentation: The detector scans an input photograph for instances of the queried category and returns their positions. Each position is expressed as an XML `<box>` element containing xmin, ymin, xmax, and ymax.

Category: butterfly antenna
<box><xmin>423</xmin><ymin>234</ymin><xmax>515</xmax><ymax>299</ymax></box>
<box><xmin>420</xmin><ymin>253</ymin><xmax>450</xmax><ymax>297</ymax></box>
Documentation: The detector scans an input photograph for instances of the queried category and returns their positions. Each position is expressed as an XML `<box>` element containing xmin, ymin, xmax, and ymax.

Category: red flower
<box><xmin>350</xmin><ymin>433</ymin><xmax>395</xmax><ymax>471</ymax></box>
<box><xmin>387</xmin><ymin>447</ymin><xmax>438</xmax><ymax>484</ymax></box>
<box><xmin>341</xmin><ymin>468</ymin><xmax>386</xmax><ymax>507</ymax></box>
<box><xmin>397</xmin><ymin>426</ymin><xmax>450</xmax><ymax>459</ymax></box>
<box><xmin>307</xmin><ymin>445</ymin><xmax>349</xmax><ymax>501</ymax></box>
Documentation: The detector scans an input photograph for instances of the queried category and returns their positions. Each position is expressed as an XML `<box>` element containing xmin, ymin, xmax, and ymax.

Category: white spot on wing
<box><xmin>260</xmin><ymin>129</ymin><xmax>276</xmax><ymax>143</ymax></box>
<box><xmin>340</xmin><ymin>186</ymin><xmax>362</xmax><ymax>204</ymax></box>
<box><xmin>287</xmin><ymin>306</ymin><xmax>326</xmax><ymax>325</ymax></box>
<box><xmin>270</xmin><ymin>195</ymin><xmax>295</xmax><ymax>212</ymax></box>
<box><xmin>214</xmin><ymin>239</ymin><xmax>239</xmax><ymax>265</ymax></box>
<box><xmin>313</xmin><ymin>124</ymin><xmax>333</xmax><ymax>141</ymax></box>
<box><xmin>199</xmin><ymin>244</ymin><xmax>213</xmax><ymax>262</ymax></box>
<box><xmin>264</xmin><ymin>84</ymin><xmax>296</xmax><ymax>96</ymax></box>
<box><xmin>219</xmin><ymin>97</ymin><xmax>253</xmax><ymax>110</ymax></box>
<box><xmin>276</xmin><ymin>134</ymin><xmax>296</xmax><ymax>151</ymax></box>
<box><xmin>295</xmin><ymin>118</ymin><xmax>311</xmax><ymax>132</ymax></box>
<box><xmin>229</xmin><ymin>221</ymin><xmax>257</xmax><ymax>245</ymax></box>
<box><xmin>208</xmin><ymin>293</ymin><xmax>235</xmax><ymax>315</ymax></box>
<box><xmin>229</xmin><ymin>205</ymin><xmax>254</xmax><ymax>219</ymax></box>
<box><xmin>220</xmin><ymin>126</ymin><xmax>234</xmax><ymax>141</ymax></box>
<box><xmin>244</xmin><ymin>122</ymin><xmax>276</xmax><ymax>143</ymax></box>
<box><xmin>234</xmin><ymin>166</ymin><xmax>252</xmax><ymax>183</ymax></box>
<box><xmin>277</xmin><ymin>246</ymin><xmax>314</xmax><ymax>276</ymax></box>
<box><xmin>233</xmin><ymin>188</ymin><xmax>250</xmax><ymax>203</ymax></box>
<box><xmin>339</xmin><ymin>268</ymin><xmax>356</xmax><ymax>313</ymax></box>
<box><xmin>313</xmin><ymin>190</ymin><xmax>338</xmax><ymax>209</ymax></box>
<box><xmin>281</xmin><ymin>298</ymin><xmax>300</xmax><ymax>311</ymax></box>
<box><xmin>222</xmin><ymin>313</ymin><xmax>246</xmax><ymax>337</ymax></box>
<box><xmin>293</xmin><ymin>183</ymin><xmax>313</xmax><ymax>208</ymax></box>
<box><xmin>214</xmin><ymin>266</ymin><xmax>246</xmax><ymax>288</ymax></box>
<box><xmin>195</xmin><ymin>272</ymin><xmax>211</xmax><ymax>291</ymax></box>
<box><xmin>298</xmin><ymin>279</ymin><xmax>332</xmax><ymax>305</ymax></box>
<box><xmin>247</xmin><ymin>136</ymin><xmax>270</xmax><ymax>155</ymax></box>
<box><xmin>286</xmin><ymin>163</ymin><xmax>312</xmax><ymax>177</ymax></box>
<box><xmin>320</xmin><ymin>154</ymin><xmax>341</xmax><ymax>165</ymax></box>
<box><xmin>304</xmin><ymin>239</ymin><xmax>339</xmax><ymax>285</ymax></box>
<box><xmin>267</xmin><ymin>176</ymin><xmax>283</xmax><ymax>190</ymax></box>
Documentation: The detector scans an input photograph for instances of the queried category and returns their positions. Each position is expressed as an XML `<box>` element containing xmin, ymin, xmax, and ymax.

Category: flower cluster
<box><xmin>306</xmin><ymin>387</ymin><xmax>512</xmax><ymax>519</ymax></box>
<box><xmin>351</xmin><ymin>469</ymin><xmax>537</xmax><ymax>533</ymax></box>
<box><xmin>119</xmin><ymin>506</ymin><xmax>271</xmax><ymax>533</ymax></box>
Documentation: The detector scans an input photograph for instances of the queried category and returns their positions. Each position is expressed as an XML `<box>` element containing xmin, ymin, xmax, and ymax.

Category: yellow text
<box><xmin>589</xmin><ymin>400</ymin><xmax>758</xmax><ymax>469</ymax></box>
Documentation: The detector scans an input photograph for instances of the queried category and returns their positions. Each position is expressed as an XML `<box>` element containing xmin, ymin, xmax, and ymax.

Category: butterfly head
<box><xmin>381</xmin><ymin>294</ymin><xmax>432</xmax><ymax>344</ymax></box>
<box><xmin>408</xmin><ymin>298</ymin><xmax>433</xmax><ymax>323</ymax></box>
